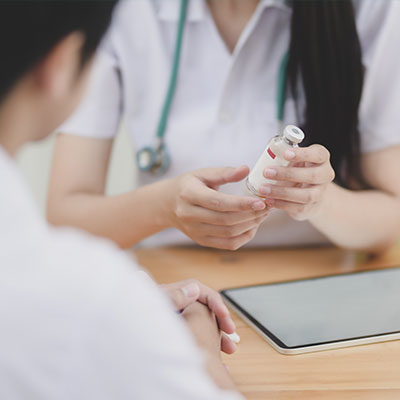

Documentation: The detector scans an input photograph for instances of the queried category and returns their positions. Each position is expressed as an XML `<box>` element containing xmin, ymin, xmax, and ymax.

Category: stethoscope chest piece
<box><xmin>136</xmin><ymin>142</ymin><xmax>171</xmax><ymax>176</ymax></box>
<box><xmin>136</xmin><ymin>0</ymin><xmax>288</xmax><ymax>177</ymax></box>
<box><xmin>135</xmin><ymin>0</ymin><xmax>187</xmax><ymax>177</ymax></box>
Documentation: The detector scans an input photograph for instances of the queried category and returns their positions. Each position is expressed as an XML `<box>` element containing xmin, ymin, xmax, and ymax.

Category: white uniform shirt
<box><xmin>61</xmin><ymin>0</ymin><xmax>400</xmax><ymax>248</ymax></box>
<box><xmin>0</xmin><ymin>146</ymin><xmax>243</xmax><ymax>400</ymax></box>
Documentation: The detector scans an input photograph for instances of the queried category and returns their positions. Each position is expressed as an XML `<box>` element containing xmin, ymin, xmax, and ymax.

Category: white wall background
<box><xmin>16</xmin><ymin>123</ymin><xmax>136</xmax><ymax>215</ymax></box>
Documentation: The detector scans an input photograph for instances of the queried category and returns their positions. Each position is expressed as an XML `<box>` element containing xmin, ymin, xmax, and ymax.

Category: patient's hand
<box><xmin>182</xmin><ymin>301</ymin><xmax>237</xmax><ymax>356</ymax></box>
<box><xmin>182</xmin><ymin>302</ymin><xmax>238</xmax><ymax>390</ymax></box>
<box><xmin>162</xmin><ymin>279</ymin><xmax>237</xmax><ymax>354</ymax></box>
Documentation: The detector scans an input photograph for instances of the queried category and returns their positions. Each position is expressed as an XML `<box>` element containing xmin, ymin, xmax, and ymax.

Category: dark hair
<box><xmin>0</xmin><ymin>0</ymin><xmax>117</xmax><ymax>103</ymax></box>
<box><xmin>288</xmin><ymin>0</ymin><xmax>365</xmax><ymax>188</ymax></box>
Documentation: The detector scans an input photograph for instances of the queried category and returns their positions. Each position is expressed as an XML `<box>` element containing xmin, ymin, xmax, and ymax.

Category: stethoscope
<box><xmin>136</xmin><ymin>0</ymin><xmax>289</xmax><ymax>176</ymax></box>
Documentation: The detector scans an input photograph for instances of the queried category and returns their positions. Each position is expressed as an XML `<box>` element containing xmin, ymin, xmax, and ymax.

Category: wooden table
<box><xmin>135</xmin><ymin>245</ymin><xmax>400</xmax><ymax>400</ymax></box>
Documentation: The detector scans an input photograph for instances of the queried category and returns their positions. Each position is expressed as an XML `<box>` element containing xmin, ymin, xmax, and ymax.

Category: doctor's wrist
<box><xmin>156</xmin><ymin>177</ymin><xmax>181</xmax><ymax>230</ymax></box>
<box><xmin>133</xmin><ymin>177</ymin><xmax>177</xmax><ymax>232</ymax></box>
<box><xmin>308</xmin><ymin>182</ymin><xmax>338</xmax><ymax>225</ymax></box>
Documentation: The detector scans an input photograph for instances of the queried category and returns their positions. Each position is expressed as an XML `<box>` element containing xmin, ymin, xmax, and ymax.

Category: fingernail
<box><xmin>286</xmin><ymin>150</ymin><xmax>295</xmax><ymax>160</ymax></box>
<box><xmin>225</xmin><ymin>332</ymin><xmax>241</xmax><ymax>344</ymax></box>
<box><xmin>252</xmin><ymin>201</ymin><xmax>265</xmax><ymax>210</ymax></box>
<box><xmin>264</xmin><ymin>168</ymin><xmax>277</xmax><ymax>178</ymax></box>
<box><xmin>259</xmin><ymin>185</ymin><xmax>271</xmax><ymax>195</ymax></box>
<box><xmin>181</xmin><ymin>283</ymin><xmax>199</xmax><ymax>298</ymax></box>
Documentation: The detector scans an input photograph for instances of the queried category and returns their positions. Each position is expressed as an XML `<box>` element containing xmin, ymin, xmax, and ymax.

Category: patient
<box><xmin>0</xmin><ymin>2</ymin><xmax>242</xmax><ymax>399</ymax></box>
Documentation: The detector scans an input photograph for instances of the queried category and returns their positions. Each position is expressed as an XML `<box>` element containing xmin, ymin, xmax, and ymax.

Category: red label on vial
<box><xmin>267</xmin><ymin>148</ymin><xmax>276</xmax><ymax>159</ymax></box>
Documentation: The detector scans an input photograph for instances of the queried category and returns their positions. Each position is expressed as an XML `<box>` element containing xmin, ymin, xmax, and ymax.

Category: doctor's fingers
<box><xmin>265</xmin><ymin>199</ymin><xmax>314</xmax><ymax>221</ymax></box>
<box><xmin>196</xmin><ymin>216</ymin><xmax>268</xmax><ymax>239</ymax></box>
<box><xmin>188</xmin><ymin>186</ymin><xmax>266</xmax><ymax>212</ymax></box>
<box><xmin>199</xmin><ymin>227</ymin><xmax>259</xmax><ymax>251</ymax></box>
<box><xmin>178</xmin><ymin>205</ymin><xmax>269</xmax><ymax>226</ymax></box>
<box><xmin>263</xmin><ymin>163</ymin><xmax>335</xmax><ymax>185</ymax></box>
<box><xmin>194</xmin><ymin>165</ymin><xmax>250</xmax><ymax>187</ymax></box>
<box><xmin>259</xmin><ymin>184</ymin><xmax>324</xmax><ymax>205</ymax></box>
<box><xmin>284</xmin><ymin>144</ymin><xmax>331</xmax><ymax>165</ymax></box>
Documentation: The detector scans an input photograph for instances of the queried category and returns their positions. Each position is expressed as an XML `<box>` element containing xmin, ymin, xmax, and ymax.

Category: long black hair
<box><xmin>288</xmin><ymin>0</ymin><xmax>365</xmax><ymax>188</ymax></box>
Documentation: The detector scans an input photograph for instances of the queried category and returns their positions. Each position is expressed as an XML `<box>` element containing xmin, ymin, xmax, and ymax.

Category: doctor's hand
<box><xmin>162</xmin><ymin>279</ymin><xmax>237</xmax><ymax>354</ymax></box>
<box><xmin>259</xmin><ymin>144</ymin><xmax>335</xmax><ymax>221</ymax></box>
<box><xmin>166</xmin><ymin>166</ymin><xmax>269</xmax><ymax>250</ymax></box>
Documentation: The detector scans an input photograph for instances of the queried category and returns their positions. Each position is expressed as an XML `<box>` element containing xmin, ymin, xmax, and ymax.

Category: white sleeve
<box><xmin>356</xmin><ymin>0</ymin><xmax>400</xmax><ymax>153</ymax></box>
<box><xmin>59</xmin><ymin>29</ymin><xmax>122</xmax><ymax>139</ymax></box>
<box><xmin>67</xmin><ymin>247</ymin><xmax>244</xmax><ymax>400</ymax></box>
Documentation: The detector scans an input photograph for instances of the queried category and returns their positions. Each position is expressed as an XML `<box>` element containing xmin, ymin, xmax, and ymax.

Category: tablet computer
<box><xmin>221</xmin><ymin>267</ymin><xmax>400</xmax><ymax>355</ymax></box>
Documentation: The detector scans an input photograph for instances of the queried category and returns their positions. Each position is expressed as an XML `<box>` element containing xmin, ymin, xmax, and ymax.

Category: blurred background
<box><xmin>16</xmin><ymin>123</ymin><xmax>136</xmax><ymax>216</ymax></box>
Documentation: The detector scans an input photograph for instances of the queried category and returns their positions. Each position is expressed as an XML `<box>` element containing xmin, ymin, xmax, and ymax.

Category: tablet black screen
<box><xmin>222</xmin><ymin>268</ymin><xmax>400</xmax><ymax>348</ymax></box>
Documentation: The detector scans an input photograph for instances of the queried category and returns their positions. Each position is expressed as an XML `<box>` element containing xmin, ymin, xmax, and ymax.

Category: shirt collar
<box><xmin>157</xmin><ymin>0</ymin><xmax>207</xmax><ymax>22</ymax></box>
<box><xmin>157</xmin><ymin>0</ymin><xmax>290</xmax><ymax>22</ymax></box>
<box><xmin>260</xmin><ymin>0</ymin><xmax>291</xmax><ymax>13</ymax></box>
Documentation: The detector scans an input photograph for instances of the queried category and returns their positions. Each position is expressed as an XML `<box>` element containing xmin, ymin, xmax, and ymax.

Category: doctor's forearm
<box><xmin>47</xmin><ymin>179</ymin><xmax>173</xmax><ymax>248</ymax></box>
<box><xmin>309</xmin><ymin>183</ymin><xmax>400</xmax><ymax>253</ymax></box>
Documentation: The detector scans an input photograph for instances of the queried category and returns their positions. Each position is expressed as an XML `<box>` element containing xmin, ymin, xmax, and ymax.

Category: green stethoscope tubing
<box><xmin>156</xmin><ymin>0</ymin><xmax>189</xmax><ymax>139</ymax></box>
<box><xmin>136</xmin><ymin>0</ymin><xmax>289</xmax><ymax>175</ymax></box>
<box><xmin>136</xmin><ymin>0</ymin><xmax>188</xmax><ymax>174</ymax></box>
<box><xmin>277</xmin><ymin>51</ymin><xmax>289</xmax><ymax>124</ymax></box>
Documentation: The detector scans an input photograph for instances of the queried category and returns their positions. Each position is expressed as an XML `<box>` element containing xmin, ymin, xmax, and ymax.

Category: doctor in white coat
<box><xmin>49</xmin><ymin>0</ymin><xmax>400</xmax><ymax>253</ymax></box>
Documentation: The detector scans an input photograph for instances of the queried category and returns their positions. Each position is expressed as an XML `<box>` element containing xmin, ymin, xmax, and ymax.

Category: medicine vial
<box><xmin>246</xmin><ymin>125</ymin><xmax>305</xmax><ymax>197</ymax></box>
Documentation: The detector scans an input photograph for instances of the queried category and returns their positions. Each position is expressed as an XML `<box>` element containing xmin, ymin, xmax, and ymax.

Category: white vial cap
<box><xmin>283</xmin><ymin>125</ymin><xmax>305</xmax><ymax>144</ymax></box>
